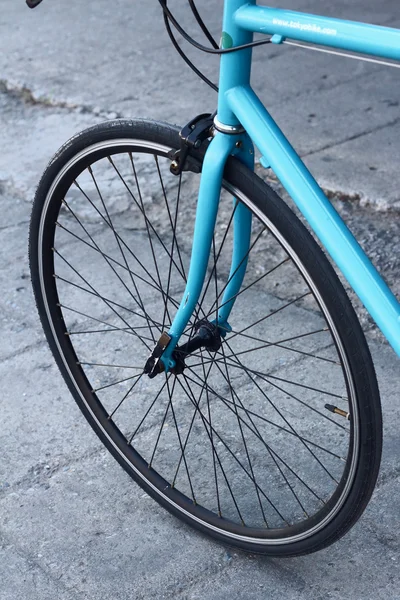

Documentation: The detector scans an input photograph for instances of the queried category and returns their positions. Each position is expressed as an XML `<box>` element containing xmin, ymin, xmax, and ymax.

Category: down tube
<box><xmin>227</xmin><ymin>85</ymin><xmax>400</xmax><ymax>357</ymax></box>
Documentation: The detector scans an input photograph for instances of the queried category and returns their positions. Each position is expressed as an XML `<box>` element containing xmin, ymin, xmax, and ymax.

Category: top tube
<box><xmin>233</xmin><ymin>3</ymin><xmax>400</xmax><ymax>61</ymax></box>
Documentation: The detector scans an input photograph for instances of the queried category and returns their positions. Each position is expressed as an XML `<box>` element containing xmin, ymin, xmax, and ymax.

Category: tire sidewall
<box><xmin>29</xmin><ymin>119</ymin><xmax>382</xmax><ymax>557</ymax></box>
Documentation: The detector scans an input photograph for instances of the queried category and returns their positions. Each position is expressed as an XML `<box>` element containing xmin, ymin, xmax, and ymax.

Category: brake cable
<box><xmin>159</xmin><ymin>0</ymin><xmax>400</xmax><ymax>95</ymax></box>
<box><xmin>158</xmin><ymin>0</ymin><xmax>273</xmax><ymax>92</ymax></box>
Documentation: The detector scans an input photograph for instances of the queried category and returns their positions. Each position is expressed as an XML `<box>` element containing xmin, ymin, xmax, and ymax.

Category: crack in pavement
<box><xmin>1</xmin><ymin>75</ymin><xmax>399</xmax><ymax>214</ymax></box>
<box><xmin>0</xmin><ymin>78</ymin><xmax>122</xmax><ymax>120</ymax></box>
<box><xmin>0</xmin><ymin>219</ymin><xmax>30</xmax><ymax>233</ymax></box>
<box><xmin>0</xmin><ymin>339</ymin><xmax>47</xmax><ymax>365</ymax></box>
<box><xmin>0</xmin><ymin>529</ymin><xmax>85</xmax><ymax>600</ymax></box>
<box><xmin>301</xmin><ymin>115</ymin><xmax>400</xmax><ymax>159</ymax></box>
<box><xmin>0</xmin><ymin>445</ymin><xmax>106</xmax><ymax>501</ymax></box>
<box><xmin>376</xmin><ymin>466</ymin><xmax>400</xmax><ymax>488</ymax></box>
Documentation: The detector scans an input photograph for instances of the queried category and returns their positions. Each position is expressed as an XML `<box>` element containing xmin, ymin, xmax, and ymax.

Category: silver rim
<box><xmin>37</xmin><ymin>135</ymin><xmax>359</xmax><ymax>546</ymax></box>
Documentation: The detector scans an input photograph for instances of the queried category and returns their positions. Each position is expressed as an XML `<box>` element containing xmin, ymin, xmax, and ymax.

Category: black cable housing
<box><xmin>158</xmin><ymin>0</ymin><xmax>272</xmax><ymax>92</ymax></box>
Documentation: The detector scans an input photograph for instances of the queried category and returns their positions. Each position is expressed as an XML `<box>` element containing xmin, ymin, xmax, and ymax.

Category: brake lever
<box><xmin>26</xmin><ymin>0</ymin><xmax>44</xmax><ymax>8</ymax></box>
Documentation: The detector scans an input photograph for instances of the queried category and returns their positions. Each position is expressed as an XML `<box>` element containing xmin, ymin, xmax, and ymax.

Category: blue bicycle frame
<box><xmin>162</xmin><ymin>0</ymin><xmax>400</xmax><ymax>369</ymax></box>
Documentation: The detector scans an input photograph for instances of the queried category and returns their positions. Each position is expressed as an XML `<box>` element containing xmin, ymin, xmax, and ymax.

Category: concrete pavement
<box><xmin>0</xmin><ymin>1</ymin><xmax>399</xmax><ymax>599</ymax></box>
<box><xmin>1</xmin><ymin>0</ymin><xmax>400</xmax><ymax>209</ymax></box>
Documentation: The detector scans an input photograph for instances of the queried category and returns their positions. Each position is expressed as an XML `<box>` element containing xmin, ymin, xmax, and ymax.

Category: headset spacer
<box><xmin>213</xmin><ymin>116</ymin><xmax>245</xmax><ymax>135</ymax></box>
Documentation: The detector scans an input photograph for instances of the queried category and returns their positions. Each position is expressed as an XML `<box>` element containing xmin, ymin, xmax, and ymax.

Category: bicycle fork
<box><xmin>144</xmin><ymin>129</ymin><xmax>254</xmax><ymax>377</ymax></box>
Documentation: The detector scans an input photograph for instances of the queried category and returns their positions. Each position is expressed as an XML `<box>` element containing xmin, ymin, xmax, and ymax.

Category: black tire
<box><xmin>29</xmin><ymin>119</ymin><xmax>382</xmax><ymax>556</ymax></box>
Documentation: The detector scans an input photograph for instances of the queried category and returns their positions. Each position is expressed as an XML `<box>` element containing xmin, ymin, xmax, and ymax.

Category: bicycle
<box><xmin>27</xmin><ymin>0</ymin><xmax>400</xmax><ymax>556</ymax></box>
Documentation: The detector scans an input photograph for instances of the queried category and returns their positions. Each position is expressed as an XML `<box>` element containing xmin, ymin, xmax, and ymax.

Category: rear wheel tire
<box><xmin>29</xmin><ymin>119</ymin><xmax>382</xmax><ymax>556</ymax></box>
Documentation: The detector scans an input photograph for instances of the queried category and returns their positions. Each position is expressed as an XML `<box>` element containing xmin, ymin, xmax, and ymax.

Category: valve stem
<box><xmin>325</xmin><ymin>404</ymin><xmax>350</xmax><ymax>420</ymax></box>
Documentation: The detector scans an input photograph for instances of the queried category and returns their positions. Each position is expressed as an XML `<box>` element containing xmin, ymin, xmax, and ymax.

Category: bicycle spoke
<box><xmin>68</xmin><ymin>328</ymin><xmax>154</xmax><ymax>342</ymax></box>
<box><xmin>197</xmin><ymin>200</ymin><xmax>239</xmax><ymax>312</ymax></box>
<box><xmin>109</xmin><ymin>372</ymin><xmax>145</xmax><ymax>419</ymax></box>
<box><xmin>128</xmin><ymin>377</ymin><xmax>170</xmax><ymax>443</ymax></box>
<box><xmin>185</xmin><ymin>367</ymin><xmax>325</xmax><ymax>509</ymax></box>
<box><xmin>56</xmin><ymin>219</ymin><xmax>181</xmax><ymax>311</ymax></box>
<box><xmin>179</xmin><ymin>373</ymin><xmax>289</xmax><ymax>524</ymax></box>
<box><xmin>67</xmin><ymin>185</ymin><xmax>181</xmax><ymax>307</ymax></box>
<box><xmin>123</xmin><ymin>155</ymin><xmax>172</xmax><ymax>328</ymax></box>
<box><xmin>212</xmin><ymin>235</ymin><xmax>219</xmax><ymax>324</ymax></box>
<box><xmin>200</xmin><ymin>350</ymin><xmax>222</xmax><ymax>516</ymax></box>
<box><xmin>224</xmin><ymin>291</ymin><xmax>312</xmax><ymax>342</ymax></box>
<box><xmin>188</xmin><ymin>326</ymin><xmax>333</xmax><ymax>368</ymax></box>
<box><xmin>107</xmin><ymin>156</ymin><xmax>186</xmax><ymax>282</ymax></box>
<box><xmin>210</xmin><ymin>349</ymin><xmax>311</xmax><ymax>518</ymax></box>
<box><xmin>193</xmin><ymin>350</ymin><xmax>347</xmax><ymax>402</ymax></box>
<box><xmin>171</xmin><ymin>351</ymin><xmax>214</xmax><ymax>488</ymax></box>
<box><xmin>53</xmin><ymin>250</ymin><xmax>152</xmax><ymax>351</ymax></box>
<box><xmin>78</xmin><ymin>362</ymin><xmax>143</xmax><ymax>369</ymax></box>
<box><xmin>60</xmin><ymin>198</ymin><xmax>166</xmax><ymax>332</ymax></box>
<box><xmin>223</xmin><ymin>339</ymin><xmax>339</xmax><ymax>484</ymax></box>
<box><xmin>59</xmin><ymin>303</ymin><xmax>162</xmax><ymax>336</ymax></box>
<box><xmin>55</xmin><ymin>275</ymin><xmax>162</xmax><ymax>332</ymax></box>
<box><xmin>88</xmin><ymin>165</ymin><xmax>156</xmax><ymax>343</ymax></box>
<box><xmin>149</xmin><ymin>373</ymin><xmax>174</xmax><ymax>467</ymax></box>
<box><xmin>210</xmin><ymin>236</ymin><xmax>275</xmax><ymax>521</ymax></box>
<box><xmin>166</xmin><ymin>376</ymin><xmax>197</xmax><ymax>502</ymax></box>
<box><xmin>218</xmin><ymin>338</ymin><xmax>337</xmax><ymax>366</ymax></box>
<box><xmin>154</xmin><ymin>155</ymin><xmax>187</xmax><ymax>282</ymax></box>
<box><xmin>184</xmin><ymin>370</ymin><xmax>344</xmax><ymax>460</ymax></box>
<box><xmin>221</xmin><ymin>327</ymin><xmax>338</xmax><ymax>365</ymax></box>
<box><xmin>215</xmin><ymin>353</ymin><xmax>348</xmax><ymax>429</ymax></box>
<box><xmin>177</xmin><ymin>374</ymin><xmax>247</xmax><ymax>524</ymax></box>
<box><xmin>93</xmin><ymin>372</ymin><xmax>142</xmax><ymax>393</ymax></box>
<box><xmin>213</xmin><ymin>256</ymin><xmax>291</xmax><ymax>316</ymax></box>
<box><xmin>205</xmin><ymin>227</ymin><xmax>266</xmax><ymax>318</ymax></box>
<box><xmin>63</xmin><ymin>197</ymin><xmax>159</xmax><ymax>328</ymax></box>
<box><xmin>160</xmin><ymin>168</ymin><xmax>183</xmax><ymax>331</ymax></box>
<box><xmin>219</xmin><ymin>343</ymin><xmax>269</xmax><ymax>524</ymax></box>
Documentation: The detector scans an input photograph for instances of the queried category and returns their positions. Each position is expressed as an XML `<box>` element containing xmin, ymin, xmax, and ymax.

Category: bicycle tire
<box><xmin>29</xmin><ymin>118</ymin><xmax>382</xmax><ymax>556</ymax></box>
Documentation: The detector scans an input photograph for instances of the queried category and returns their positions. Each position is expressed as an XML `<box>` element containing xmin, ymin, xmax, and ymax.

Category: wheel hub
<box><xmin>171</xmin><ymin>319</ymin><xmax>222</xmax><ymax>375</ymax></box>
<box><xmin>143</xmin><ymin>319</ymin><xmax>222</xmax><ymax>378</ymax></box>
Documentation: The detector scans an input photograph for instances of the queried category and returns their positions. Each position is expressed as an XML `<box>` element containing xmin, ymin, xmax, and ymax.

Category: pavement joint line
<box><xmin>0</xmin><ymin>339</ymin><xmax>49</xmax><ymax>366</ymax></box>
<box><xmin>252</xmin><ymin>12</ymin><xmax>400</xmax><ymax>101</ymax></box>
<box><xmin>301</xmin><ymin>115</ymin><xmax>400</xmax><ymax>159</ymax></box>
<box><xmin>159</xmin><ymin>552</ymin><xmax>235</xmax><ymax>599</ymax></box>
<box><xmin>173</xmin><ymin>550</ymin><xmax>309</xmax><ymax>598</ymax></box>
<box><xmin>322</xmin><ymin>188</ymin><xmax>400</xmax><ymax>215</ymax></box>
<box><xmin>364</xmin><ymin>523</ymin><xmax>400</xmax><ymax>552</ymax></box>
<box><xmin>0</xmin><ymin>219</ymin><xmax>30</xmax><ymax>233</ymax></box>
<box><xmin>0</xmin><ymin>529</ymin><xmax>84</xmax><ymax>600</ymax></box>
<box><xmin>254</xmin><ymin>55</ymin><xmax>371</xmax><ymax>108</ymax></box>
<box><xmin>376</xmin><ymin>465</ymin><xmax>400</xmax><ymax>488</ymax></box>
<box><xmin>262</xmin><ymin>29</ymin><xmax>399</xmax><ymax>98</ymax></box>
<box><xmin>2</xmin><ymin>76</ymin><xmax>399</xmax><ymax>216</ymax></box>
<box><xmin>0</xmin><ymin>445</ymin><xmax>106</xmax><ymax>501</ymax></box>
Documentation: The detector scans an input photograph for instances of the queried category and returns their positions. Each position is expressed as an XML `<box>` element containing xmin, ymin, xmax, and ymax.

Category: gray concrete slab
<box><xmin>1</xmin><ymin>0</ymin><xmax>400</xmax><ymax>209</ymax></box>
<box><xmin>0</xmin><ymin>539</ymin><xmax>81</xmax><ymax>600</ymax></box>
<box><xmin>0</xmin><ymin>172</ymin><xmax>399</xmax><ymax>598</ymax></box>
<box><xmin>0</xmin><ymin>1</ymin><xmax>400</xmax><ymax>599</ymax></box>
<box><xmin>0</xmin><ymin>346</ymin><xmax>102</xmax><ymax>488</ymax></box>
<box><xmin>0</xmin><ymin>88</ymin><xmax>101</xmax><ymax>197</ymax></box>
<box><xmin>0</xmin><ymin>336</ymin><xmax>399</xmax><ymax>599</ymax></box>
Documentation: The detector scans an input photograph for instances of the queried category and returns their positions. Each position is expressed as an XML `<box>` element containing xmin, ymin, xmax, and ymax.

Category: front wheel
<box><xmin>29</xmin><ymin>119</ymin><xmax>382</xmax><ymax>556</ymax></box>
